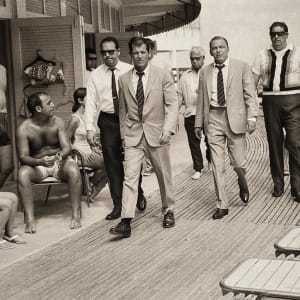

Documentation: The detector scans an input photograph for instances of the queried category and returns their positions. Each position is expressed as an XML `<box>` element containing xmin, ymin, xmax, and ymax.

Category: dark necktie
<box><xmin>136</xmin><ymin>72</ymin><xmax>145</xmax><ymax>119</ymax></box>
<box><xmin>216</xmin><ymin>64</ymin><xmax>226</xmax><ymax>106</ymax></box>
<box><xmin>110</xmin><ymin>68</ymin><xmax>119</xmax><ymax>115</ymax></box>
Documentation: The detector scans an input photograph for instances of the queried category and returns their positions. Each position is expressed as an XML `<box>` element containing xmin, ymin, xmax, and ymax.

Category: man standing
<box><xmin>253</xmin><ymin>22</ymin><xmax>300</xmax><ymax>201</ymax></box>
<box><xmin>178</xmin><ymin>46</ymin><xmax>211</xmax><ymax>180</ymax></box>
<box><xmin>85</xmin><ymin>37</ymin><xmax>146</xmax><ymax>220</ymax></box>
<box><xmin>109</xmin><ymin>37</ymin><xmax>178</xmax><ymax>238</ymax></box>
<box><xmin>84</xmin><ymin>48</ymin><xmax>97</xmax><ymax>85</ymax></box>
<box><xmin>17</xmin><ymin>92</ymin><xmax>82</xmax><ymax>233</ymax></box>
<box><xmin>195</xmin><ymin>36</ymin><xmax>257</xmax><ymax>219</ymax></box>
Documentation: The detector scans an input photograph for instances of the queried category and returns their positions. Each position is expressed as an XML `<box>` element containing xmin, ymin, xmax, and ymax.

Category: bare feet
<box><xmin>70</xmin><ymin>217</ymin><xmax>81</xmax><ymax>229</ymax></box>
<box><xmin>25</xmin><ymin>222</ymin><xmax>36</xmax><ymax>234</ymax></box>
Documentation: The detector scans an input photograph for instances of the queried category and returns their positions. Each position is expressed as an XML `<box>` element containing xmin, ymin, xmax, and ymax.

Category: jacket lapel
<box><xmin>127</xmin><ymin>71</ymin><xmax>136</xmax><ymax>101</ymax></box>
<box><xmin>226</xmin><ymin>59</ymin><xmax>233</xmax><ymax>92</ymax></box>
<box><xmin>144</xmin><ymin>65</ymin><xmax>154</xmax><ymax>102</ymax></box>
<box><xmin>206</xmin><ymin>64</ymin><xmax>213</xmax><ymax>100</ymax></box>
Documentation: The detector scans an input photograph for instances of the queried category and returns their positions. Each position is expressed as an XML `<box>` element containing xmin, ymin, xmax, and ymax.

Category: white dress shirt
<box><xmin>178</xmin><ymin>68</ymin><xmax>200</xmax><ymax>117</ymax></box>
<box><xmin>84</xmin><ymin>60</ymin><xmax>132</xmax><ymax>131</ymax></box>
<box><xmin>210</xmin><ymin>59</ymin><xmax>229</xmax><ymax>107</ymax></box>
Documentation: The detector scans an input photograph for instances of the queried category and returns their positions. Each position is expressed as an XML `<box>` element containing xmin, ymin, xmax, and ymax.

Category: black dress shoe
<box><xmin>212</xmin><ymin>208</ymin><xmax>229</xmax><ymax>219</ymax></box>
<box><xmin>238</xmin><ymin>181</ymin><xmax>249</xmax><ymax>204</ymax></box>
<box><xmin>109</xmin><ymin>220</ymin><xmax>131</xmax><ymax>238</ymax></box>
<box><xmin>106</xmin><ymin>207</ymin><xmax>121</xmax><ymax>220</ymax></box>
<box><xmin>163</xmin><ymin>211</ymin><xmax>175</xmax><ymax>228</ymax></box>
<box><xmin>272</xmin><ymin>186</ymin><xmax>284</xmax><ymax>197</ymax></box>
<box><xmin>136</xmin><ymin>194</ymin><xmax>147</xmax><ymax>212</ymax></box>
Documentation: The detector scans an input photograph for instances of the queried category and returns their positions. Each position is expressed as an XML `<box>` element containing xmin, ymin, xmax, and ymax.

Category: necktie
<box><xmin>136</xmin><ymin>72</ymin><xmax>145</xmax><ymax>119</ymax></box>
<box><xmin>216</xmin><ymin>64</ymin><xmax>225</xmax><ymax>106</ymax></box>
<box><xmin>110</xmin><ymin>68</ymin><xmax>119</xmax><ymax>115</ymax></box>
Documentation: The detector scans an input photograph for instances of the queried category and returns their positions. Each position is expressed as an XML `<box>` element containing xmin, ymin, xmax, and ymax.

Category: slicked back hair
<box><xmin>27</xmin><ymin>92</ymin><xmax>48</xmax><ymax>115</ymax></box>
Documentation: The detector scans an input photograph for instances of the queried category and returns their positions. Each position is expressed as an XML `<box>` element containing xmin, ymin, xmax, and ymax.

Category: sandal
<box><xmin>4</xmin><ymin>235</ymin><xmax>27</xmax><ymax>244</ymax></box>
<box><xmin>0</xmin><ymin>239</ymin><xmax>16</xmax><ymax>250</ymax></box>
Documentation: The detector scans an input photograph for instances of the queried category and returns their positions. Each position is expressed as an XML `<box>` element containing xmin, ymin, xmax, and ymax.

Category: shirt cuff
<box><xmin>247</xmin><ymin>117</ymin><xmax>257</xmax><ymax>122</ymax></box>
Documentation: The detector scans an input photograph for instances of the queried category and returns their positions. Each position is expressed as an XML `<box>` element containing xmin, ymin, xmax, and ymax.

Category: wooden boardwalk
<box><xmin>0</xmin><ymin>117</ymin><xmax>299</xmax><ymax>300</ymax></box>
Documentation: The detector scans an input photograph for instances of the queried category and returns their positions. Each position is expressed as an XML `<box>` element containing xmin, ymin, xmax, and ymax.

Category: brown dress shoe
<box><xmin>272</xmin><ymin>186</ymin><xmax>284</xmax><ymax>197</ymax></box>
<box><xmin>109</xmin><ymin>220</ymin><xmax>131</xmax><ymax>238</ymax></box>
<box><xmin>136</xmin><ymin>194</ymin><xmax>147</xmax><ymax>212</ymax></box>
<box><xmin>212</xmin><ymin>208</ymin><xmax>229</xmax><ymax>219</ymax></box>
<box><xmin>163</xmin><ymin>211</ymin><xmax>175</xmax><ymax>228</ymax></box>
<box><xmin>106</xmin><ymin>207</ymin><xmax>121</xmax><ymax>220</ymax></box>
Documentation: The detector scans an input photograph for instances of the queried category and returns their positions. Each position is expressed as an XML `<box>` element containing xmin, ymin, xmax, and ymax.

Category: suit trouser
<box><xmin>121</xmin><ymin>135</ymin><xmax>175</xmax><ymax>218</ymax></box>
<box><xmin>98</xmin><ymin>112</ymin><xmax>143</xmax><ymax>209</ymax></box>
<box><xmin>207</xmin><ymin>108</ymin><xmax>247</xmax><ymax>209</ymax></box>
<box><xmin>184</xmin><ymin>115</ymin><xmax>211</xmax><ymax>171</ymax></box>
<box><xmin>262</xmin><ymin>94</ymin><xmax>300</xmax><ymax>195</ymax></box>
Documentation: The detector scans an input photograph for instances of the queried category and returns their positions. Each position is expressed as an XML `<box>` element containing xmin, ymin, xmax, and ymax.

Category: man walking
<box><xmin>178</xmin><ymin>46</ymin><xmax>211</xmax><ymax>180</ymax></box>
<box><xmin>85</xmin><ymin>37</ymin><xmax>146</xmax><ymax>220</ymax></box>
<box><xmin>195</xmin><ymin>36</ymin><xmax>257</xmax><ymax>219</ymax></box>
<box><xmin>253</xmin><ymin>22</ymin><xmax>300</xmax><ymax>201</ymax></box>
<box><xmin>110</xmin><ymin>37</ymin><xmax>178</xmax><ymax>237</ymax></box>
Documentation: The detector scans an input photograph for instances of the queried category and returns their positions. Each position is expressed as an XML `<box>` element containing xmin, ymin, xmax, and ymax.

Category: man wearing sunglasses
<box><xmin>178</xmin><ymin>47</ymin><xmax>211</xmax><ymax>180</ymax></box>
<box><xmin>253</xmin><ymin>22</ymin><xmax>300</xmax><ymax>202</ymax></box>
<box><xmin>84</xmin><ymin>37</ymin><xmax>146</xmax><ymax>221</ymax></box>
<box><xmin>84</xmin><ymin>48</ymin><xmax>97</xmax><ymax>85</ymax></box>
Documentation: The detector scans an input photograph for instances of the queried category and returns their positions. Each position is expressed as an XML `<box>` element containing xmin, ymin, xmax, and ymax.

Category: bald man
<box><xmin>178</xmin><ymin>47</ymin><xmax>211</xmax><ymax>180</ymax></box>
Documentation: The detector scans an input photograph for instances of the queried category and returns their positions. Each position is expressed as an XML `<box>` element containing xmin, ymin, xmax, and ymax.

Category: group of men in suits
<box><xmin>83</xmin><ymin>20</ymin><xmax>300</xmax><ymax>238</ymax></box>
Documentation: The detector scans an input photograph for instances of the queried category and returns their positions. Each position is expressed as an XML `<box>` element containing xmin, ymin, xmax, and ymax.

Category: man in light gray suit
<box><xmin>195</xmin><ymin>36</ymin><xmax>258</xmax><ymax>219</ymax></box>
<box><xmin>110</xmin><ymin>37</ymin><xmax>178</xmax><ymax>238</ymax></box>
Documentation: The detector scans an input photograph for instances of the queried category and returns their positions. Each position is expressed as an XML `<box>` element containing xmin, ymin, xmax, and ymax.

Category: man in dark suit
<box><xmin>110</xmin><ymin>37</ymin><xmax>178</xmax><ymax>238</ymax></box>
<box><xmin>195</xmin><ymin>36</ymin><xmax>258</xmax><ymax>219</ymax></box>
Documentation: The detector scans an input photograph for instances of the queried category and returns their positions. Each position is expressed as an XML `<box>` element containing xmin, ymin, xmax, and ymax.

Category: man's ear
<box><xmin>36</xmin><ymin>106</ymin><xmax>42</xmax><ymax>113</ymax></box>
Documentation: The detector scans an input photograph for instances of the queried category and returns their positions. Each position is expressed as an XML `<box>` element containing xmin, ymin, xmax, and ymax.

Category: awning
<box><xmin>123</xmin><ymin>0</ymin><xmax>201</xmax><ymax>35</ymax></box>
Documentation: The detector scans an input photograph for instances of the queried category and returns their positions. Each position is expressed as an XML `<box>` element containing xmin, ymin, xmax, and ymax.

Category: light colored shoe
<box><xmin>191</xmin><ymin>171</ymin><xmax>202</xmax><ymax>180</ymax></box>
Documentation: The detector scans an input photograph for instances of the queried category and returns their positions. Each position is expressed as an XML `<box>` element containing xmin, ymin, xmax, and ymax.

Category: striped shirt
<box><xmin>253</xmin><ymin>43</ymin><xmax>300</xmax><ymax>95</ymax></box>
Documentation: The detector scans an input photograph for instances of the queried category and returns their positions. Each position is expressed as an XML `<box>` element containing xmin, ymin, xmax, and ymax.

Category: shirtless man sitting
<box><xmin>17</xmin><ymin>92</ymin><xmax>82</xmax><ymax>233</ymax></box>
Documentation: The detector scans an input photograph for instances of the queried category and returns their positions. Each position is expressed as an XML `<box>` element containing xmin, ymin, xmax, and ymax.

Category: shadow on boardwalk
<box><xmin>0</xmin><ymin>115</ymin><xmax>298</xmax><ymax>300</ymax></box>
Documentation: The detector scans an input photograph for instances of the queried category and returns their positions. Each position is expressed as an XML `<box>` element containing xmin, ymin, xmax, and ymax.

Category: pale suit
<box><xmin>195</xmin><ymin>59</ymin><xmax>257</xmax><ymax>209</ymax></box>
<box><xmin>119</xmin><ymin>64</ymin><xmax>178</xmax><ymax>218</ymax></box>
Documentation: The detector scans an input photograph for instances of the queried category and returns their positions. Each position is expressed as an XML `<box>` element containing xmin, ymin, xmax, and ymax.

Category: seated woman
<box><xmin>67</xmin><ymin>88</ymin><xmax>107</xmax><ymax>200</ymax></box>
<box><xmin>0</xmin><ymin>124</ymin><xmax>26</xmax><ymax>249</ymax></box>
<box><xmin>0</xmin><ymin>192</ymin><xmax>26</xmax><ymax>249</ymax></box>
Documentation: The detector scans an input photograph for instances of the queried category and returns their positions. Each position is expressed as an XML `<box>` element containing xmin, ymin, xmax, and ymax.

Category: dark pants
<box><xmin>98</xmin><ymin>112</ymin><xmax>144</xmax><ymax>209</ymax></box>
<box><xmin>262</xmin><ymin>94</ymin><xmax>300</xmax><ymax>195</ymax></box>
<box><xmin>184</xmin><ymin>115</ymin><xmax>211</xmax><ymax>172</ymax></box>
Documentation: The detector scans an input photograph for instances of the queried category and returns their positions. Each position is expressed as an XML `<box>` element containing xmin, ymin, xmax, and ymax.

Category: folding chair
<box><xmin>220</xmin><ymin>258</ymin><xmax>300</xmax><ymax>299</ymax></box>
<box><xmin>274</xmin><ymin>228</ymin><xmax>300</xmax><ymax>257</ymax></box>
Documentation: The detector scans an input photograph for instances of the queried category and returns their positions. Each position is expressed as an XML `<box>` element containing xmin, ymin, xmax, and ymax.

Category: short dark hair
<box><xmin>72</xmin><ymin>88</ymin><xmax>86</xmax><ymax>113</ymax></box>
<box><xmin>209</xmin><ymin>36</ymin><xmax>229</xmax><ymax>48</ymax></box>
<box><xmin>128</xmin><ymin>37</ymin><xmax>150</xmax><ymax>53</ymax></box>
<box><xmin>100</xmin><ymin>36</ymin><xmax>119</xmax><ymax>51</ymax></box>
<box><xmin>85</xmin><ymin>48</ymin><xmax>96</xmax><ymax>59</ymax></box>
<box><xmin>27</xmin><ymin>92</ymin><xmax>48</xmax><ymax>115</ymax></box>
<box><xmin>269</xmin><ymin>22</ymin><xmax>288</xmax><ymax>34</ymax></box>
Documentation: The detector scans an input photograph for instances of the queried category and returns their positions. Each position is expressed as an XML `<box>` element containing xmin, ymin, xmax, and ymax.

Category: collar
<box><xmin>267</xmin><ymin>43</ymin><xmax>294</xmax><ymax>52</ymax></box>
<box><xmin>133</xmin><ymin>64</ymin><xmax>150</xmax><ymax>76</ymax></box>
<box><xmin>214</xmin><ymin>58</ymin><xmax>229</xmax><ymax>68</ymax></box>
<box><xmin>104</xmin><ymin>61</ymin><xmax>121</xmax><ymax>72</ymax></box>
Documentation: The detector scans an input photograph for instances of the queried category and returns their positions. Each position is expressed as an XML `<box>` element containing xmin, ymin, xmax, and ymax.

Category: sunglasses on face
<box><xmin>190</xmin><ymin>56</ymin><xmax>204</xmax><ymax>61</ymax></box>
<box><xmin>101</xmin><ymin>49</ymin><xmax>117</xmax><ymax>56</ymax></box>
<box><xmin>270</xmin><ymin>31</ymin><xmax>287</xmax><ymax>38</ymax></box>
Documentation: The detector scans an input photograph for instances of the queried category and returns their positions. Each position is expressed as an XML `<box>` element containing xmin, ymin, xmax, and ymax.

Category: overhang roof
<box><xmin>123</xmin><ymin>0</ymin><xmax>201</xmax><ymax>35</ymax></box>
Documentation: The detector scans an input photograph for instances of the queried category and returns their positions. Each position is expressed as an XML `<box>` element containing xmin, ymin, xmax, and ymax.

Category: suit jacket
<box><xmin>195</xmin><ymin>59</ymin><xmax>258</xmax><ymax>134</ymax></box>
<box><xmin>119</xmin><ymin>64</ymin><xmax>178</xmax><ymax>147</ymax></box>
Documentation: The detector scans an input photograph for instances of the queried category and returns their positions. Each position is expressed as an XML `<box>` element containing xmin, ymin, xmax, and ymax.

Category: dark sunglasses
<box><xmin>101</xmin><ymin>49</ymin><xmax>117</xmax><ymax>56</ymax></box>
<box><xmin>270</xmin><ymin>31</ymin><xmax>287</xmax><ymax>38</ymax></box>
<box><xmin>190</xmin><ymin>56</ymin><xmax>205</xmax><ymax>61</ymax></box>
